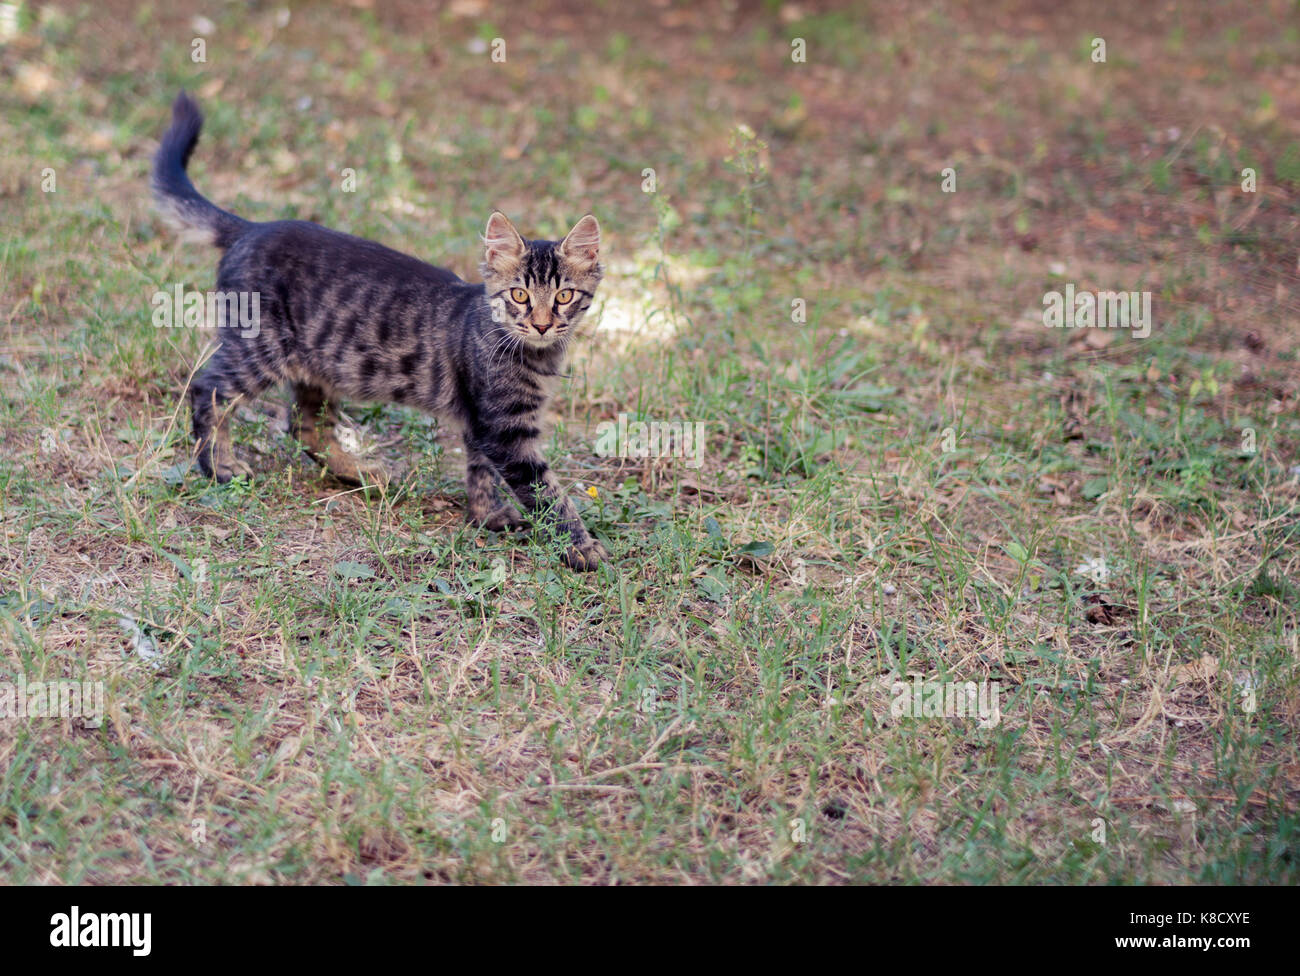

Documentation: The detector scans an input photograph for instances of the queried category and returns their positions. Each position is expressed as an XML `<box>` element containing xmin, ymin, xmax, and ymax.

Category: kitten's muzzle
<box><xmin>532</xmin><ymin>320</ymin><xmax>553</xmax><ymax>335</ymax></box>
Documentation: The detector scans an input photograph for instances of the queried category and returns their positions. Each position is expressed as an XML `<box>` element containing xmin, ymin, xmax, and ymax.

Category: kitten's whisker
<box><xmin>487</xmin><ymin>330</ymin><xmax>523</xmax><ymax>372</ymax></box>
<box><xmin>487</xmin><ymin>335</ymin><xmax>510</xmax><ymax>371</ymax></box>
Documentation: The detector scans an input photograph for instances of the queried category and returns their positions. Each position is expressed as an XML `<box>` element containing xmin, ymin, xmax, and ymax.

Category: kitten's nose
<box><xmin>533</xmin><ymin>320</ymin><xmax>552</xmax><ymax>335</ymax></box>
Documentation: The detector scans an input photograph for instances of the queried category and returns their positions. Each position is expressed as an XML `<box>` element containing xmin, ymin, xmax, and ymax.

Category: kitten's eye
<box><xmin>554</xmin><ymin>289</ymin><xmax>574</xmax><ymax>305</ymax></box>
<box><xmin>510</xmin><ymin>288</ymin><xmax>530</xmax><ymax>304</ymax></box>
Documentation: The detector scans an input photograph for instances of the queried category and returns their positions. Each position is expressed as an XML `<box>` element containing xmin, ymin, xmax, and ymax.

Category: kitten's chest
<box><xmin>468</xmin><ymin>360</ymin><xmax>564</xmax><ymax>429</ymax></box>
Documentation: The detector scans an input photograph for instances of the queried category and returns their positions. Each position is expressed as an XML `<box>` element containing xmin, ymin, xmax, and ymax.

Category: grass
<box><xmin>0</xmin><ymin>0</ymin><xmax>1297</xmax><ymax>884</ymax></box>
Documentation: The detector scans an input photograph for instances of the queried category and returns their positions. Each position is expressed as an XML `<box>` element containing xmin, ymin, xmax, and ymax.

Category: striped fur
<box><xmin>152</xmin><ymin>92</ymin><xmax>608</xmax><ymax>570</ymax></box>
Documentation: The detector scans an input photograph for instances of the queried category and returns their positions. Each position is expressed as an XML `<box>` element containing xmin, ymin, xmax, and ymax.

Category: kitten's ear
<box><xmin>484</xmin><ymin>211</ymin><xmax>525</xmax><ymax>273</ymax></box>
<box><xmin>559</xmin><ymin>214</ymin><xmax>601</xmax><ymax>269</ymax></box>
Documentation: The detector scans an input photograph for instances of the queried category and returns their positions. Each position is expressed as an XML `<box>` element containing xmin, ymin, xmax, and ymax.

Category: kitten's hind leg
<box><xmin>291</xmin><ymin>382</ymin><xmax>390</xmax><ymax>486</ymax></box>
<box><xmin>464</xmin><ymin>450</ymin><xmax>526</xmax><ymax>531</ymax></box>
<box><xmin>191</xmin><ymin>366</ymin><xmax>254</xmax><ymax>483</ymax></box>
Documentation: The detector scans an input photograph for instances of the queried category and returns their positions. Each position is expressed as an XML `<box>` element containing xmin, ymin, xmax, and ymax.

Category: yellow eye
<box><xmin>510</xmin><ymin>288</ymin><xmax>529</xmax><ymax>304</ymax></box>
<box><xmin>554</xmin><ymin>289</ymin><xmax>574</xmax><ymax>305</ymax></box>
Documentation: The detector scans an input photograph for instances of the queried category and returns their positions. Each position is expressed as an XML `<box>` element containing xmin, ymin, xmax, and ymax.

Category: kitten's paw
<box><xmin>349</xmin><ymin>459</ymin><xmax>392</xmax><ymax>488</ymax></box>
<box><xmin>563</xmin><ymin>538</ymin><xmax>609</xmax><ymax>572</ymax></box>
<box><xmin>228</xmin><ymin>458</ymin><xmax>255</xmax><ymax>481</ymax></box>
<box><xmin>470</xmin><ymin>506</ymin><xmax>527</xmax><ymax>532</ymax></box>
<box><xmin>312</xmin><ymin>449</ymin><xmax>390</xmax><ymax>487</ymax></box>
<box><xmin>206</xmin><ymin>458</ymin><xmax>253</xmax><ymax>483</ymax></box>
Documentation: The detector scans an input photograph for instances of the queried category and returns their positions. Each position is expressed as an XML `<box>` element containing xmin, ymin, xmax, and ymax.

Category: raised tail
<box><xmin>151</xmin><ymin>92</ymin><xmax>250</xmax><ymax>249</ymax></box>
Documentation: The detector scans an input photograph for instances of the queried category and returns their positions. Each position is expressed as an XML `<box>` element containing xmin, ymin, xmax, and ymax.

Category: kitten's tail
<box><xmin>151</xmin><ymin>92</ymin><xmax>251</xmax><ymax>249</ymax></box>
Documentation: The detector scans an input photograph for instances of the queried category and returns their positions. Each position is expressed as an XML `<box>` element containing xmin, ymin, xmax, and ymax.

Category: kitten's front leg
<box><xmin>464</xmin><ymin>449</ymin><xmax>526</xmax><ymax>531</ymax></box>
<box><xmin>472</xmin><ymin>429</ymin><xmax>607</xmax><ymax>571</ymax></box>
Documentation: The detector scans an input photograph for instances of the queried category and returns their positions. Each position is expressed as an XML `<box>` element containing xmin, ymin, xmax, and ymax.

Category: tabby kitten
<box><xmin>152</xmin><ymin>93</ymin><xmax>608</xmax><ymax>570</ymax></box>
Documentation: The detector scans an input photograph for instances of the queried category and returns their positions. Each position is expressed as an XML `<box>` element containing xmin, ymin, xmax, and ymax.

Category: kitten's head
<box><xmin>481</xmin><ymin>211</ymin><xmax>602</xmax><ymax>349</ymax></box>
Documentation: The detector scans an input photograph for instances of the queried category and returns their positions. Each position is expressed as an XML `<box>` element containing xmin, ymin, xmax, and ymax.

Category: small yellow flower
<box><xmin>587</xmin><ymin>485</ymin><xmax>599</xmax><ymax>499</ymax></box>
